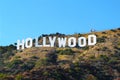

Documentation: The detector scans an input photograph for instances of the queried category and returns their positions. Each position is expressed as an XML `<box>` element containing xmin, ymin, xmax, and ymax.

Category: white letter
<box><xmin>88</xmin><ymin>35</ymin><xmax>96</xmax><ymax>45</ymax></box>
<box><xmin>17</xmin><ymin>39</ymin><xmax>25</xmax><ymax>50</ymax></box>
<box><xmin>49</xmin><ymin>36</ymin><xmax>56</xmax><ymax>47</ymax></box>
<box><xmin>43</xmin><ymin>37</ymin><xmax>50</xmax><ymax>47</ymax></box>
<box><xmin>25</xmin><ymin>38</ymin><xmax>33</xmax><ymax>48</ymax></box>
<box><xmin>78</xmin><ymin>37</ymin><xmax>86</xmax><ymax>47</ymax></box>
<box><xmin>35</xmin><ymin>37</ymin><xmax>42</xmax><ymax>47</ymax></box>
<box><xmin>68</xmin><ymin>37</ymin><xmax>76</xmax><ymax>47</ymax></box>
<box><xmin>58</xmin><ymin>37</ymin><xmax>67</xmax><ymax>47</ymax></box>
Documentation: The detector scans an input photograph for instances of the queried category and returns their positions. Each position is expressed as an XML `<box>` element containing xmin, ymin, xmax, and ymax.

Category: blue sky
<box><xmin>0</xmin><ymin>0</ymin><xmax>120</xmax><ymax>46</ymax></box>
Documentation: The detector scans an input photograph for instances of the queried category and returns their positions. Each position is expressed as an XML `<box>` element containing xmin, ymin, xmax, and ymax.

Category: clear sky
<box><xmin>0</xmin><ymin>0</ymin><xmax>120</xmax><ymax>46</ymax></box>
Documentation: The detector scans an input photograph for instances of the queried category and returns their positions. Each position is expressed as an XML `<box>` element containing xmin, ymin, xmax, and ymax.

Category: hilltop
<box><xmin>0</xmin><ymin>28</ymin><xmax>120</xmax><ymax>80</ymax></box>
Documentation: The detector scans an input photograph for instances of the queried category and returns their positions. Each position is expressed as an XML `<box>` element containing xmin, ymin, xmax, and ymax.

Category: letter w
<box><xmin>58</xmin><ymin>37</ymin><xmax>67</xmax><ymax>47</ymax></box>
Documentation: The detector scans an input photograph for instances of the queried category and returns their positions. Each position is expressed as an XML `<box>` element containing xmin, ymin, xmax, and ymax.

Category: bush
<box><xmin>15</xmin><ymin>74</ymin><xmax>24</xmax><ymax>80</ymax></box>
<box><xmin>110</xmin><ymin>29</ymin><xmax>117</xmax><ymax>32</ymax></box>
<box><xmin>86</xmin><ymin>74</ymin><xmax>97</xmax><ymax>80</ymax></box>
<box><xmin>43</xmin><ymin>71</ymin><xmax>49</xmax><ymax>76</ymax></box>
<box><xmin>99</xmin><ymin>55</ymin><xmax>109</xmax><ymax>61</ymax></box>
<box><xmin>3</xmin><ymin>51</ymin><xmax>14</xmax><ymax>59</ymax></box>
<box><xmin>0</xmin><ymin>46</ymin><xmax>7</xmax><ymax>54</ymax></box>
<box><xmin>0</xmin><ymin>73</ymin><xmax>8</xmax><ymax>79</ymax></box>
<box><xmin>30</xmin><ymin>56</ymin><xmax>39</xmax><ymax>59</ymax></box>
<box><xmin>117</xmin><ymin>28</ymin><xmax>120</xmax><ymax>30</ymax></box>
<box><xmin>102</xmin><ymin>32</ymin><xmax>107</xmax><ymax>34</ymax></box>
<box><xmin>35</xmin><ymin>58</ymin><xmax>49</xmax><ymax>68</ymax></box>
<box><xmin>45</xmin><ymin>50</ymin><xmax>57</xmax><ymax>64</ymax></box>
<box><xmin>21</xmin><ymin>61</ymin><xmax>35</xmax><ymax>71</ymax></box>
<box><xmin>108</xmin><ymin>58</ymin><xmax>118</xmax><ymax>64</ymax></box>
<box><xmin>117</xmin><ymin>33</ymin><xmax>120</xmax><ymax>36</ymax></box>
<box><xmin>82</xmin><ymin>46</ymin><xmax>89</xmax><ymax>50</ymax></box>
<box><xmin>97</xmin><ymin>36</ymin><xmax>106</xmax><ymax>43</ymax></box>
<box><xmin>89</xmin><ymin>55</ymin><xmax>96</xmax><ymax>59</ymax></box>
<box><xmin>78</xmin><ymin>33</ymin><xmax>83</xmax><ymax>37</ymax></box>
<box><xmin>7</xmin><ymin>59</ymin><xmax>23</xmax><ymax>69</ymax></box>
<box><xmin>7</xmin><ymin>44</ymin><xmax>16</xmax><ymax>51</ymax></box>
<box><xmin>0</xmin><ymin>44</ymin><xmax>16</xmax><ymax>54</ymax></box>
<box><xmin>115</xmin><ymin>64</ymin><xmax>120</xmax><ymax>72</ymax></box>
<box><xmin>101</xmin><ymin>47</ymin><xmax>108</xmax><ymax>51</ymax></box>
<box><xmin>58</xmin><ymin>49</ymin><xmax>74</xmax><ymax>55</ymax></box>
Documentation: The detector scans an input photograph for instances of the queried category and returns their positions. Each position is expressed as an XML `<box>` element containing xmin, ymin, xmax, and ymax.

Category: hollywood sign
<box><xmin>17</xmin><ymin>34</ymin><xmax>97</xmax><ymax>50</ymax></box>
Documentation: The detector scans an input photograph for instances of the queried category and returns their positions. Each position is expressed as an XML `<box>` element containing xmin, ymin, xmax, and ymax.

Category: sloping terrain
<box><xmin>0</xmin><ymin>28</ymin><xmax>120</xmax><ymax>80</ymax></box>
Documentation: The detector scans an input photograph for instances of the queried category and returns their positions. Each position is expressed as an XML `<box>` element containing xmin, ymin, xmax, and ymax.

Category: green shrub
<box><xmin>0</xmin><ymin>73</ymin><xmax>8</xmax><ymax>79</ymax></box>
<box><xmin>35</xmin><ymin>58</ymin><xmax>49</xmax><ymax>68</ymax></box>
<box><xmin>43</xmin><ymin>71</ymin><xmax>49</xmax><ymax>76</ymax></box>
<box><xmin>110</xmin><ymin>29</ymin><xmax>117</xmax><ymax>32</ymax></box>
<box><xmin>0</xmin><ymin>46</ymin><xmax>7</xmax><ymax>54</ymax></box>
<box><xmin>30</xmin><ymin>56</ymin><xmax>39</xmax><ymax>59</ymax></box>
<box><xmin>117</xmin><ymin>28</ymin><xmax>120</xmax><ymax>30</ymax></box>
<box><xmin>21</xmin><ymin>61</ymin><xmax>35</xmax><ymax>71</ymax></box>
<box><xmin>89</xmin><ymin>55</ymin><xmax>96</xmax><ymax>59</ymax></box>
<box><xmin>101</xmin><ymin>47</ymin><xmax>108</xmax><ymax>51</ymax></box>
<box><xmin>7</xmin><ymin>59</ymin><xmax>23</xmax><ymax>69</ymax></box>
<box><xmin>0</xmin><ymin>44</ymin><xmax>16</xmax><ymax>54</ymax></box>
<box><xmin>45</xmin><ymin>51</ymin><xmax>57</xmax><ymax>64</ymax></box>
<box><xmin>3</xmin><ymin>51</ymin><xmax>14</xmax><ymax>59</ymax></box>
<box><xmin>15</xmin><ymin>74</ymin><xmax>24</xmax><ymax>80</ymax></box>
<box><xmin>99</xmin><ymin>55</ymin><xmax>109</xmax><ymax>61</ymax></box>
<box><xmin>108</xmin><ymin>58</ymin><xmax>118</xmax><ymax>64</ymax></box>
<box><xmin>86</xmin><ymin>74</ymin><xmax>97</xmax><ymax>80</ymax></box>
<box><xmin>58</xmin><ymin>49</ymin><xmax>74</xmax><ymax>55</ymax></box>
<box><xmin>15</xmin><ymin>56</ymin><xmax>21</xmax><ymax>59</ymax></box>
<box><xmin>102</xmin><ymin>32</ymin><xmax>107</xmax><ymax>34</ymax></box>
<box><xmin>82</xmin><ymin>46</ymin><xmax>89</xmax><ymax>50</ymax></box>
<box><xmin>78</xmin><ymin>33</ymin><xmax>83</xmax><ymax>37</ymax></box>
<box><xmin>97</xmin><ymin>36</ymin><xmax>106</xmax><ymax>43</ymax></box>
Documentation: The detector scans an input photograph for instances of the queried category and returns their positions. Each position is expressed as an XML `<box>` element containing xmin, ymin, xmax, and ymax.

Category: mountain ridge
<box><xmin>0</xmin><ymin>28</ymin><xmax>120</xmax><ymax>80</ymax></box>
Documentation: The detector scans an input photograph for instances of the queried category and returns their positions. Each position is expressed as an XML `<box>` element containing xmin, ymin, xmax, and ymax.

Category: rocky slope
<box><xmin>0</xmin><ymin>28</ymin><xmax>120</xmax><ymax>80</ymax></box>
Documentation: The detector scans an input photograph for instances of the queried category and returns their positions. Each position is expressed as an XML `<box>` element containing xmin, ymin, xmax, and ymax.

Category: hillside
<box><xmin>0</xmin><ymin>28</ymin><xmax>120</xmax><ymax>80</ymax></box>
